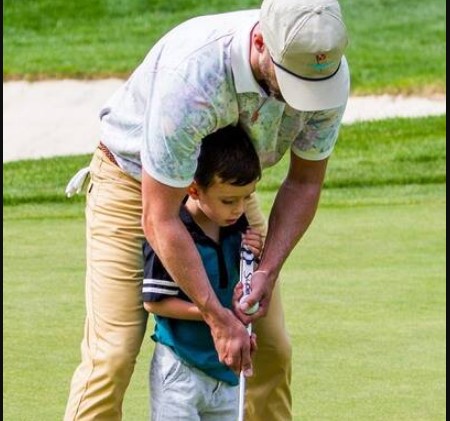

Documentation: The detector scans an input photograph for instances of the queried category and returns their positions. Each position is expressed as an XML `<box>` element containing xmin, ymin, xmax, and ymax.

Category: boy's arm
<box><xmin>143</xmin><ymin>240</ymin><xmax>203</xmax><ymax>321</ymax></box>
<box><xmin>144</xmin><ymin>297</ymin><xmax>203</xmax><ymax>321</ymax></box>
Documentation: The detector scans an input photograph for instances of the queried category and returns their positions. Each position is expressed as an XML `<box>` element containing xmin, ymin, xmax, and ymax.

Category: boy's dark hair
<box><xmin>195</xmin><ymin>125</ymin><xmax>262</xmax><ymax>188</ymax></box>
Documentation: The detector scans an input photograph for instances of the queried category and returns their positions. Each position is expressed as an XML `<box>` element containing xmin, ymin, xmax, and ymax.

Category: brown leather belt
<box><xmin>99</xmin><ymin>142</ymin><xmax>118</xmax><ymax>166</ymax></box>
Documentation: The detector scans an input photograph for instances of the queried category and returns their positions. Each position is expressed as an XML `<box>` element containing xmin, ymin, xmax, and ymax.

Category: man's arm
<box><xmin>141</xmin><ymin>171</ymin><xmax>253</xmax><ymax>375</ymax></box>
<box><xmin>240</xmin><ymin>152</ymin><xmax>328</xmax><ymax>317</ymax></box>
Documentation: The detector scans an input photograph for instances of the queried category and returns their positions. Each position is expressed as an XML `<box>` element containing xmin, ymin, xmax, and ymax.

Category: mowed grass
<box><xmin>3</xmin><ymin>113</ymin><xmax>447</xmax><ymax>420</ymax></box>
<box><xmin>3</xmin><ymin>187</ymin><xmax>446</xmax><ymax>420</ymax></box>
<box><xmin>3</xmin><ymin>115</ymin><xmax>446</xmax><ymax>205</ymax></box>
<box><xmin>3</xmin><ymin>0</ymin><xmax>446</xmax><ymax>95</ymax></box>
<box><xmin>284</xmin><ymin>199</ymin><xmax>446</xmax><ymax>420</ymax></box>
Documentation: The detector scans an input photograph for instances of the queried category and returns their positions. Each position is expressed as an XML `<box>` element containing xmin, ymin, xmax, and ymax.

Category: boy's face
<box><xmin>191</xmin><ymin>176</ymin><xmax>257</xmax><ymax>227</ymax></box>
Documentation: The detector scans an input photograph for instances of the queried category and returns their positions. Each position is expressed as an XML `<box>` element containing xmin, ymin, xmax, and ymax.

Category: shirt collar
<box><xmin>179</xmin><ymin>203</ymin><xmax>248</xmax><ymax>244</ymax></box>
<box><xmin>231</xmin><ymin>16</ymin><xmax>267</xmax><ymax>96</ymax></box>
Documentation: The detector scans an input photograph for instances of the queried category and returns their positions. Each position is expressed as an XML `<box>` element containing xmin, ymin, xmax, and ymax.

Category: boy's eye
<box><xmin>221</xmin><ymin>199</ymin><xmax>235</xmax><ymax>205</ymax></box>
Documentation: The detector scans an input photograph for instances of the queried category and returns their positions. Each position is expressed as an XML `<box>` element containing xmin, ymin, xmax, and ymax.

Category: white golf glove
<box><xmin>65</xmin><ymin>166</ymin><xmax>90</xmax><ymax>198</ymax></box>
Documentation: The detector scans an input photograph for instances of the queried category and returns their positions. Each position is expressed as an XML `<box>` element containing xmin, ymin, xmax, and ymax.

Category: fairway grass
<box><xmin>3</xmin><ymin>186</ymin><xmax>446</xmax><ymax>420</ymax></box>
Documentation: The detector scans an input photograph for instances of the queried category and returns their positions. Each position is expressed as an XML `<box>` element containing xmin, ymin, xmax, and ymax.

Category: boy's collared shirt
<box><xmin>142</xmin><ymin>206</ymin><xmax>248</xmax><ymax>386</ymax></box>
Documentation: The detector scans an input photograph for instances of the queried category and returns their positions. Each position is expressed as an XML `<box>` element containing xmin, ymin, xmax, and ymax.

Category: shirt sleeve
<box><xmin>142</xmin><ymin>241</ymin><xmax>180</xmax><ymax>302</ymax></box>
<box><xmin>141</xmin><ymin>69</ymin><xmax>217</xmax><ymax>188</ymax></box>
<box><xmin>291</xmin><ymin>104</ymin><xmax>346</xmax><ymax>161</ymax></box>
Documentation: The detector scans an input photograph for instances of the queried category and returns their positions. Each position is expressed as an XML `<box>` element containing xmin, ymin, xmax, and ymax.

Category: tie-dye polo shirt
<box><xmin>99</xmin><ymin>9</ymin><xmax>348</xmax><ymax>186</ymax></box>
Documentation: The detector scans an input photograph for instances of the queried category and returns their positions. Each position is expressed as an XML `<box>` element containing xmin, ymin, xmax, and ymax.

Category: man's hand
<box><xmin>233</xmin><ymin>270</ymin><xmax>275</xmax><ymax>324</ymax></box>
<box><xmin>205</xmin><ymin>307</ymin><xmax>254</xmax><ymax>376</ymax></box>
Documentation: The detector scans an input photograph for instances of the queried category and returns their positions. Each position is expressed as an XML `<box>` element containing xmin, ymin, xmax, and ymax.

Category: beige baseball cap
<box><xmin>260</xmin><ymin>0</ymin><xmax>350</xmax><ymax>111</ymax></box>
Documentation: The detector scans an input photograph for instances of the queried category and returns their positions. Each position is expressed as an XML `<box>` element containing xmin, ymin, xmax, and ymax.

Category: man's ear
<box><xmin>252</xmin><ymin>25</ymin><xmax>265</xmax><ymax>53</ymax></box>
<box><xmin>187</xmin><ymin>181</ymin><xmax>200</xmax><ymax>199</ymax></box>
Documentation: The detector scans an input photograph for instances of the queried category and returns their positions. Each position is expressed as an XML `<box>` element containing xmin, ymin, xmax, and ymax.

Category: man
<box><xmin>64</xmin><ymin>0</ymin><xmax>349</xmax><ymax>419</ymax></box>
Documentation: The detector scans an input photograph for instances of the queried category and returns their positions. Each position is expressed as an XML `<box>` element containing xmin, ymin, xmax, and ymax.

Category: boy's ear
<box><xmin>187</xmin><ymin>182</ymin><xmax>200</xmax><ymax>199</ymax></box>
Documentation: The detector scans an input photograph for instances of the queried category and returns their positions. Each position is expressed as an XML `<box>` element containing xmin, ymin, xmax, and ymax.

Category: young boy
<box><xmin>142</xmin><ymin>125</ymin><xmax>263</xmax><ymax>420</ymax></box>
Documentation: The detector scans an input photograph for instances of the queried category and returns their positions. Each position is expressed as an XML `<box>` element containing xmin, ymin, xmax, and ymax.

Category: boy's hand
<box><xmin>242</xmin><ymin>227</ymin><xmax>263</xmax><ymax>259</ymax></box>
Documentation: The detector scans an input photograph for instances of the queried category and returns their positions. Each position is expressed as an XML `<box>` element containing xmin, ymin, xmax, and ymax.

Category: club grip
<box><xmin>240</xmin><ymin>245</ymin><xmax>259</xmax><ymax>315</ymax></box>
<box><xmin>240</xmin><ymin>245</ymin><xmax>254</xmax><ymax>297</ymax></box>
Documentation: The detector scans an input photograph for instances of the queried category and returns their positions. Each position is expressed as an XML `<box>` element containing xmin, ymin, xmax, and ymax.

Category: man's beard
<box><xmin>259</xmin><ymin>79</ymin><xmax>285</xmax><ymax>102</ymax></box>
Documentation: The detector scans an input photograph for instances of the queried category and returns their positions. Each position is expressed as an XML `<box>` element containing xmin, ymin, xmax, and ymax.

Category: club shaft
<box><xmin>238</xmin><ymin>371</ymin><xmax>246</xmax><ymax>421</ymax></box>
<box><xmin>238</xmin><ymin>245</ymin><xmax>254</xmax><ymax>421</ymax></box>
<box><xmin>238</xmin><ymin>322</ymin><xmax>252</xmax><ymax>421</ymax></box>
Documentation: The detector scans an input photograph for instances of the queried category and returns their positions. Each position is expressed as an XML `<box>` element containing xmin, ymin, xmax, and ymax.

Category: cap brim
<box><xmin>274</xmin><ymin>57</ymin><xmax>350</xmax><ymax>111</ymax></box>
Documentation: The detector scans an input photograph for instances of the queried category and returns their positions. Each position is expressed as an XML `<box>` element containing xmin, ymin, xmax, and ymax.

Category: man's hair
<box><xmin>195</xmin><ymin>125</ymin><xmax>262</xmax><ymax>188</ymax></box>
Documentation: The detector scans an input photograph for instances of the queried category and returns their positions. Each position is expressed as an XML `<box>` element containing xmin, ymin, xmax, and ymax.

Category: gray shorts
<box><xmin>150</xmin><ymin>342</ymin><xmax>239</xmax><ymax>421</ymax></box>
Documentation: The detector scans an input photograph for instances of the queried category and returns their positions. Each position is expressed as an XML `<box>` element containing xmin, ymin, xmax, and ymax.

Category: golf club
<box><xmin>238</xmin><ymin>244</ymin><xmax>255</xmax><ymax>421</ymax></box>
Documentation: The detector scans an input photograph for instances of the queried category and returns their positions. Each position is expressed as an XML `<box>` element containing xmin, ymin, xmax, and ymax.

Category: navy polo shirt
<box><xmin>143</xmin><ymin>205</ymin><xmax>248</xmax><ymax>386</ymax></box>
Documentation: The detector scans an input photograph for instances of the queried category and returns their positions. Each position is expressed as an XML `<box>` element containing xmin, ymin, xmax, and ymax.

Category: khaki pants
<box><xmin>64</xmin><ymin>148</ymin><xmax>292</xmax><ymax>420</ymax></box>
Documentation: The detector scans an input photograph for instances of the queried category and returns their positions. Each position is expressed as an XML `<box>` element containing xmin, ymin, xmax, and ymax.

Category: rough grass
<box><xmin>2</xmin><ymin>115</ymin><xmax>446</xmax><ymax>206</ymax></box>
<box><xmin>3</xmin><ymin>0</ymin><xmax>446</xmax><ymax>95</ymax></box>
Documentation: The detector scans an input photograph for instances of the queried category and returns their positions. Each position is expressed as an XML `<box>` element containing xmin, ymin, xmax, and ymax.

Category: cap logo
<box><xmin>310</xmin><ymin>53</ymin><xmax>334</xmax><ymax>72</ymax></box>
<box><xmin>316</xmin><ymin>53</ymin><xmax>327</xmax><ymax>63</ymax></box>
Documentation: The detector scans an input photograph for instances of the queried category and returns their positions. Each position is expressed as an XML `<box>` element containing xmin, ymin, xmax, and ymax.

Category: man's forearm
<box><xmin>145</xmin><ymin>216</ymin><xmax>224</xmax><ymax>316</ymax></box>
<box><xmin>258</xmin><ymin>156</ymin><xmax>327</xmax><ymax>281</ymax></box>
